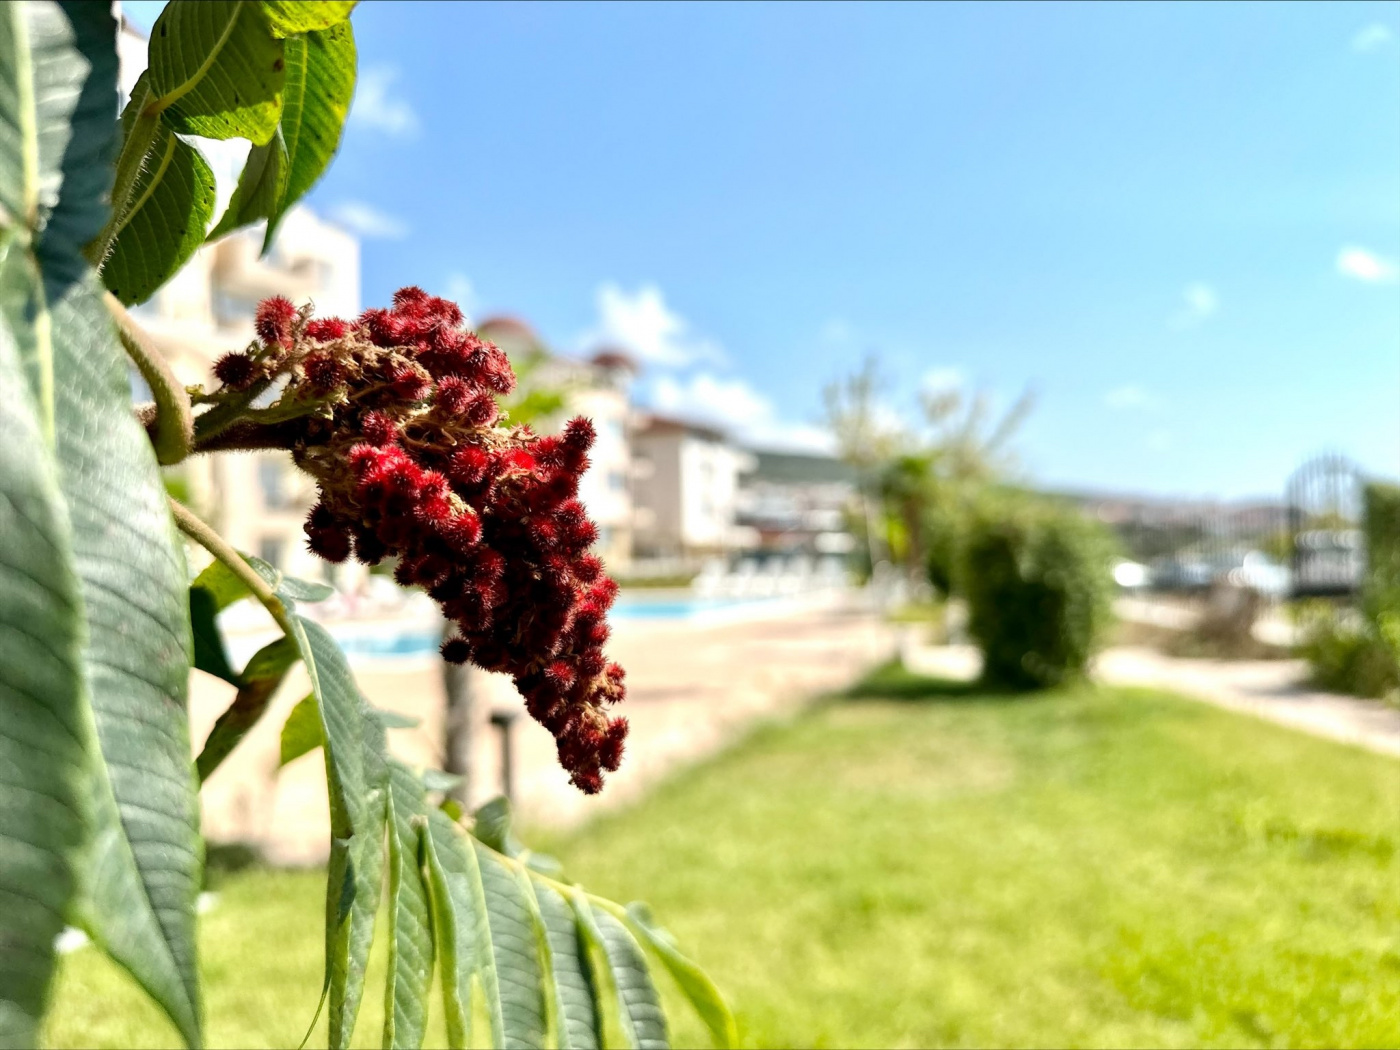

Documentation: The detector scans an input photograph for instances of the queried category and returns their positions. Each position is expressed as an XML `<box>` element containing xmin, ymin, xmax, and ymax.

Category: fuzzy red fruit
<box><xmin>213</xmin><ymin>351</ymin><xmax>257</xmax><ymax>389</ymax></box>
<box><xmin>227</xmin><ymin>286</ymin><xmax>632</xmax><ymax>793</ymax></box>
<box><xmin>305</xmin><ymin>317</ymin><xmax>350</xmax><ymax>341</ymax></box>
<box><xmin>435</xmin><ymin>375</ymin><xmax>472</xmax><ymax>415</ymax></box>
<box><xmin>441</xmin><ymin>637</ymin><xmax>471</xmax><ymax>663</ymax></box>
<box><xmin>302</xmin><ymin>352</ymin><xmax>345</xmax><ymax>392</ymax></box>
<box><xmin>359</xmin><ymin>411</ymin><xmax>400</xmax><ymax>447</ymax></box>
<box><xmin>255</xmin><ymin>296</ymin><xmax>297</xmax><ymax>346</ymax></box>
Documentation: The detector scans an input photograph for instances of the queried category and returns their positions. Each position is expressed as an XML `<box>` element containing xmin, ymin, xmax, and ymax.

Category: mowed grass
<box><xmin>47</xmin><ymin>666</ymin><xmax>1400</xmax><ymax>1047</ymax></box>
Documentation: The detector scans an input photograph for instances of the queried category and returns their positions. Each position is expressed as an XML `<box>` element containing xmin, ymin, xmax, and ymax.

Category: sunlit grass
<box><xmin>48</xmin><ymin>666</ymin><xmax>1400</xmax><ymax>1047</ymax></box>
<box><xmin>543</xmin><ymin>666</ymin><xmax>1400</xmax><ymax>1048</ymax></box>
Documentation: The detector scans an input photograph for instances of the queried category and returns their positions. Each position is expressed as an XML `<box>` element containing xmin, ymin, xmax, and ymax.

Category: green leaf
<box><xmin>324</xmin><ymin>714</ymin><xmax>386</xmax><ymax>1050</ymax></box>
<box><xmin>101</xmin><ymin>116</ymin><xmax>216</xmax><ymax>306</ymax></box>
<box><xmin>0</xmin><ymin>0</ymin><xmax>122</xmax><ymax>434</ymax></box>
<box><xmin>532</xmin><ymin>882</ymin><xmax>601</xmax><ymax>1050</ymax></box>
<box><xmin>258</xmin><ymin>0</ymin><xmax>357</xmax><ymax>36</ymax></box>
<box><xmin>279</xmin><ymin>616</ymin><xmax>384</xmax><ymax>1049</ymax></box>
<box><xmin>473</xmin><ymin>796</ymin><xmax>524</xmax><ymax>859</ymax></box>
<box><xmin>622</xmin><ymin>903</ymin><xmax>735</xmax><ymax>1049</ymax></box>
<box><xmin>53</xmin><ymin>275</ymin><xmax>204</xmax><ymax>1049</ymax></box>
<box><xmin>0</xmin><ymin>1</ymin><xmax>121</xmax><ymax>285</ymax></box>
<box><xmin>419</xmin><ymin>768</ymin><xmax>462</xmax><ymax>793</ymax></box>
<box><xmin>269</xmin><ymin>565</ymin><xmax>335</xmax><ymax>604</ymax></box>
<box><xmin>147</xmin><ymin>0</ymin><xmax>286</xmax><ymax>145</ymax></box>
<box><xmin>205</xmin><ymin>18</ymin><xmax>355</xmax><ymax>250</ymax></box>
<box><xmin>292</xmin><ymin>618</ymin><xmax>367</xmax><ymax>822</ymax></box>
<box><xmin>0</xmin><ymin>5</ymin><xmax>202</xmax><ymax>1044</ymax></box>
<box><xmin>189</xmin><ymin>556</ymin><xmax>252</xmax><ymax>612</ymax></box>
<box><xmin>263</xmin><ymin>21</ymin><xmax>354</xmax><ymax>246</ymax></box>
<box><xmin>384</xmin><ymin>762</ymin><xmax>434</xmax><ymax>1049</ymax></box>
<box><xmin>473</xmin><ymin>796</ymin><xmax>562</xmax><ymax>877</ymax></box>
<box><xmin>0</xmin><ymin>287</ymin><xmax>88</xmax><ymax>1047</ymax></box>
<box><xmin>374</xmin><ymin>709</ymin><xmax>421</xmax><ymax>730</ymax></box>
<box><xmin>573</xmin><ymin>897</ymin><xmax>668</xmax><ymax>1050</ymax></box>
<box><xmin>189</xmin><ymin>584</ymin><xmax>238</xmax><ymax>685</ymax></box>
<box><xmin>421</xmin><ymin>808</ymin><xmax>493</xmax><ymax>1050</ymax></box>
<box><xmin>190</xmin><ymin>550</ymin><xmax>334</xmax><ymax>608</ymax></box>
<box><xmin>205</xmin><ymin>126</ymin><xmax>285</xmax><ymax>242</ymax></box>
<box><xmin>195</xmin><ymin>634</ymin><xmax>298</xmax><ymax>782</ymax></box>
<box><xmin>476</xmin><ymin>842</ymin><xmax>549</xmax><ymax>1049</ymax></box>
<box><xmin>278</xmin><ymin>693</ymin><xmax>322</xmax><ymax>766</ymax></box>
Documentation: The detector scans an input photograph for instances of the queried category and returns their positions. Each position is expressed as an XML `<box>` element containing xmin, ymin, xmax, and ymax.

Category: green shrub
<box><xmin>962</xmin><ymin>498</ymin><xmax>1116</xmax><ymax>688</ymax></box>
<box><xmin>1364</xmin><ymin>481</ymin><xmax>1400</xmax><ymax>618</ymax></box>
<box><xmin>1296</xmin><ymin>602</ymin><xmax>1399</xmax><ymax>699</ymax></box>
<box><xmin>924</xmin><ymin>501</ymin><xmax>961</xmax><ymax>597</ymax></box>
<box><xmin>1298</xmin><ymin>482</ymin><xmax>1400</xmax><ymax>700</ymax></box>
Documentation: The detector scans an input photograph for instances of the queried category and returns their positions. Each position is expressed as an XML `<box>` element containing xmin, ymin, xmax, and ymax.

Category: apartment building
<box><xmin>631</xmin><ymin>416</ymin><xmax>757</xmax><ymax>559</ymax></box>
<box><xmin>736</xmin><ymin>451</ymin><xmax>857</xmax><ymax>557</ymax></box>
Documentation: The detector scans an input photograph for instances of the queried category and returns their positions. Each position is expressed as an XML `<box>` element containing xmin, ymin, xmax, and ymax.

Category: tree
<box><xmin>0</xmin><ymin>4</ymin><xmax>732</xmax><ymax>1047</ymax></box>
<box><xmin>826</xmin><ymin>353</ymin><xmax>1034</xmax><ymax>594</ymax></box>
<box><xmin>910</xmin><ymin>382</ymin><xmax>1034</xmax><ymax>594</ymax></box>
<box><xmin>823</xmin><ymin>355</ymin><xmax>903</xmax><ymax>578</ymax></box>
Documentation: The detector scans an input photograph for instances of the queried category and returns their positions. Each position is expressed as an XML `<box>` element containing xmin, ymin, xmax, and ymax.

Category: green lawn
<box><xmin>48</xmin><ymin>666</ymin><xmax>1400</xmax><ymax>1048</ymax></box>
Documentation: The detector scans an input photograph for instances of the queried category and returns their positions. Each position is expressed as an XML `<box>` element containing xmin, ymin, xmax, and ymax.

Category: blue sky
<box><xmin>125</xmin><ymin>1</ymin><xmax>1400</xmax><ymax>499</ymax></box>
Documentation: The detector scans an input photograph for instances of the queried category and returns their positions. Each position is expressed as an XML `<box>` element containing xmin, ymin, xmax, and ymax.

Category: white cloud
<box><xmin>350</xmin><ymin>66</ymin><xmax>420</xmax><ymax>137</ymax></box>
<box><xmin>586</xmin><ymin>283</ymin><xmax>724</xmax><ymax>367</ymax></box>
<box><xmin>327</xmin><ymin>200</ymin><xmax>409</xmax><ymax>240</ymax></box>
<box><xmin>744</xmin><ymin>420</ymin><xmax>838</xmax><ymax>455</ymax></box>
<box><xmin>651</xmin><ymin>372</ymin><xmax>768</xmax><ymax>428</ymax></box>
<box><xmin>645</xmin><ymin>371</ymin><xmax>835</xmax><ymax>453</ymax></box>
<box><xmin>1352</xmin><ymin>23</ymin><xmax>1395</xmax><ymax>52</ymax></box>
<box><xmin>1170</xmin><ymin>281</ymin><xmax>1218</xmax><ymax>328</ymax></box>
<box><xmin>921</xmin><ymin>366</ymin><xmax>966</xmax><ymax>394</ymax></box>
<box><xmin>1337</xmin><ymin>245</ymin><xmax>1399</xmax><ymax>284</ymax></box>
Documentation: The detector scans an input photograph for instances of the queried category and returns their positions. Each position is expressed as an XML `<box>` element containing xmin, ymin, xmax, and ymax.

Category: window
<box><xmin>258</xmin><ymin>536</ymin><xmax>286</xmax><ymax>570</ymax></box>
<box><xmin>258</xmin><ymin>457</ymin><xmax>294</xmax><ymax>510</ymax></box>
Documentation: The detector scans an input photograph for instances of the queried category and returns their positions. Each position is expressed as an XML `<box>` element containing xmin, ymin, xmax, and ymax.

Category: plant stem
<box><xmin>191</xmin><ymin>418</ymin><xmax>308</xmax><ymax>454</ymax></box>
<box><xmin>108</xmin><ymin>293</ymin><xmax>193</xmax><ymax>464</ymax></box>
<box><xmin>191</xmin><ymin>375</ymin><xmax>281</xmax><ymax>444</ymax></box>
<box><xmin>169</xmin><ymin>498</ymin><xmax>298</xmax><ymax>638</ymax></box>
<box><xmin>87</xmin><ymin>88</ymin><xmax>161</xmax><ymax>269</ymax></box>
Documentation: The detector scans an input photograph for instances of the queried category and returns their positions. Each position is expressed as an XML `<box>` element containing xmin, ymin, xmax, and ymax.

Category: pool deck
<box><xmin>193</xmin><ymin>592</ymin><xmax>897</xmax><ymax>865</ymax></box>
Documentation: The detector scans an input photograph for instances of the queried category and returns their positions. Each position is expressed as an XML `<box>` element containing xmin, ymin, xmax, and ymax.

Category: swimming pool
<box><xmin>610</xmin><ymin>595</ymin><xmax>783</xmax><ymax>620</ymax></box>
<box><xmin>326</xmin><ymin>594</ymin><xmax>791</xmax><ymax>658</ymax></box>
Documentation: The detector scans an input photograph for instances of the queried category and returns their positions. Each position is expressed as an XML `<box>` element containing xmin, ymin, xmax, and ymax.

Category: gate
<box><xmin>1286</xmin><ymin>453</ymin><xmax>1365</xmax><ymax>597</ymax></box>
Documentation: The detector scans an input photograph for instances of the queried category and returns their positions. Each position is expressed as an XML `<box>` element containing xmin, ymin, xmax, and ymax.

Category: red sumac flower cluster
<box><xmin>217</xmin><ymin>289</ymin><xmax>628</xmax><ymax>793</ymax></box>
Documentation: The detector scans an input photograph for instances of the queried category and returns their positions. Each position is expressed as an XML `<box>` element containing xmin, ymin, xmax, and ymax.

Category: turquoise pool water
<box><xmin>329</xmin><ymin>595</ymin><xmax>780</xmax><ymax>658</ymax></box>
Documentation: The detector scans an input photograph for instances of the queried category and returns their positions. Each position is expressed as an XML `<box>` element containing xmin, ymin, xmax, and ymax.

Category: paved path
<box><xmin>194</xmin><ymin>596</ymin><xmax>898</xmax><ymax>865</ymax></box>
<box><xmin>903</xmin><ymin>640</ymin><xmax>1400</xmax><ymax>760</ymax></box>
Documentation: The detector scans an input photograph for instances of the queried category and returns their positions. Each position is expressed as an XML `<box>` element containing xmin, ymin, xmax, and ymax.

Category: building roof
<box><xmin>747</xmin><ymin>450</ymin><xmax>857</xmax><ymax>485</ymax></box>
<box><xmin>588</xmin><ymin>347</ymin><xmax>640</xmax><ymax>373</ymax></box>
<box><xmin>636</xmin><ymin>413</ymin><xmax>728</xmax><ymax>443</ymax></box>
<box><xmin>476</xmin><ymin>314</ymin><xmax>542</xmax><ymax>348</ymax></box>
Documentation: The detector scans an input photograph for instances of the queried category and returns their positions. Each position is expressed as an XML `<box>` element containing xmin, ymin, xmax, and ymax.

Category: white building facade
<box><xmin>631</xmin><ymin>416</ymin><xmax>757</xmax><ymax>559</ymax></box>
